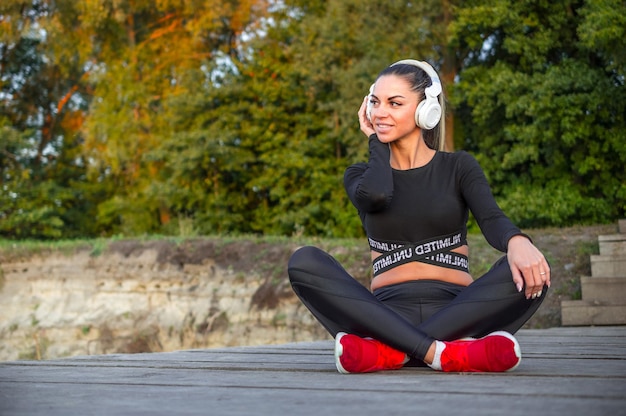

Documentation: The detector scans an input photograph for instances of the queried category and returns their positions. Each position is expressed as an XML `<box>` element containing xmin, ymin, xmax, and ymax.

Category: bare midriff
<box><xmin>370</xmin><ymin>245</ymin><xmax>474</xmax><ymax>291</ymax></box>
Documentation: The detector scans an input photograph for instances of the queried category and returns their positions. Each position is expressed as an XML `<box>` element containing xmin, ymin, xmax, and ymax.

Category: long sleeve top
<box><xmin>344</xmin><ymin>135</ymin><xmax>524</xmax><ymax>274</ymax></box>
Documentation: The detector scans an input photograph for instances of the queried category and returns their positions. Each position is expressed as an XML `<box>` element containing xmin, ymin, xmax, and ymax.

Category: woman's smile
<box><xmin>375</xmin><ymin>121</ymin><xmax>394</xmax><ymax>134</ymax></box>
<box><xmin>369</xmin><ymin>75</ymin><xmax>420</xmax><ymax>143</ymax></box>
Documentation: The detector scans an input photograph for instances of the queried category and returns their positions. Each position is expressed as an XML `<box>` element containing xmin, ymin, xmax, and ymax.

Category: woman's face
<box><xmin>368</xmin><ymin>74</ymin><xmax>420</xmax><ymax>144</ymax></box>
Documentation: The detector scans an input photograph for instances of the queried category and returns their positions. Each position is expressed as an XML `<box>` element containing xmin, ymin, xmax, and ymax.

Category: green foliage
<box><xmin>451</xmin><ymin>0</ymin><xmax>626</xmax><ymax>227</ymax></box>
<box><xmin>1</xmin><ymin>0</ymin><xmax>624</xmax><ymax>240</ymax></box>
<box><xmin>144</xmin><ymin>0</ymin><xmax>456</xmax><ymax>237</ymax></box>
<box><xmin>0</xmin><ymin>1</ymin><xmax>98</xmax><ymax>239</ymax></box>
<box><xmin>578</xmin><ymin>0</ymin><xmax>626</xmax><ymax>74</ymax></box>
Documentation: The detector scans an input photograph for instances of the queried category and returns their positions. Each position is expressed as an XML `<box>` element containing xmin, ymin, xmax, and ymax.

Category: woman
<box><xmin>287</xmin><ymin>59</ymin><xmax>550</xmax><ymax>373</ymax></box>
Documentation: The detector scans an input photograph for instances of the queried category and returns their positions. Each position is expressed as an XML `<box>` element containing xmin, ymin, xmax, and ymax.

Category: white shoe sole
<box><xmin>334</xmin><ymin>332</ymin><xmax>350</xmax><ymax>374</ymax></box>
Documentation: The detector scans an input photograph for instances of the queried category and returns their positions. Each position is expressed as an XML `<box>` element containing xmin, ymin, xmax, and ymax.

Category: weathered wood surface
<box><xmin>1</xmin><ymin>327</ymin><xmax>625</xmax><ymax>416</ymax></box>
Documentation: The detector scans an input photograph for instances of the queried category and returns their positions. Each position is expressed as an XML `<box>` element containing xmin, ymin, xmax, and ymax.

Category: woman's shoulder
<box><xmin>436</xmin><ymin>150</ymin><xmax>479</xmax><ymax>167</ymax></box>
<box><xmin>438</xmin><ymin>149</ymin><xmax>474</xmax><ymax>160</ymax></box>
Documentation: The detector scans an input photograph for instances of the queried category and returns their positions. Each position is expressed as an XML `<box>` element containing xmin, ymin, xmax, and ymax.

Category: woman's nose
<box><xmin>374</xmin><ymin>105</ymin><xmax>389</xmax><ymax>118</ymax></box>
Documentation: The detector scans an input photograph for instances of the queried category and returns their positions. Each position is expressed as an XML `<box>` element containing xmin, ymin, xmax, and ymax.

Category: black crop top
<box><xmin>344</xmin><ymin>135</ymin><xmax>524</xmax><ymax>275</ymax></box>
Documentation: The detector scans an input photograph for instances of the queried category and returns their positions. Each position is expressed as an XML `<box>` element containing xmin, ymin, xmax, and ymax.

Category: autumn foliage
<box><xmin>1</xmin><ymin>0</ymin><xmax>625</xmax><ymax>239</ymax></box>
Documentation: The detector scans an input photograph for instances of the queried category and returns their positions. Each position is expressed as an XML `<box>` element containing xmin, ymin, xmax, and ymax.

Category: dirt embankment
<box><xmin>0</xmin><ymin>224</ymin><xmax>616</xmax><ymax>361</ymax></box>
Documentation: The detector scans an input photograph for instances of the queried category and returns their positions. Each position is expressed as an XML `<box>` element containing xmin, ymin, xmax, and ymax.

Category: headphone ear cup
<box><xmin>366</xmin><ymin>84</ymin><xmax>375</xmax><ymax>121</ymax></box>
<box><xmin>415</xmin><ymin>96</ymin><xmax>442</xmax><ymax>130</ymax></box>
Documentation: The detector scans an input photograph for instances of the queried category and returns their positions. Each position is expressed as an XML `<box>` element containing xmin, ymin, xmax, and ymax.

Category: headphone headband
<box><xmin>391</xmin><ymin>59</ymin><xmax>442</xmax><ymax>98</ymax></box>
<box><xmin>390</xmin><ymin>59</ymin><xmax>442</xmax><ymax>129</ymax></box>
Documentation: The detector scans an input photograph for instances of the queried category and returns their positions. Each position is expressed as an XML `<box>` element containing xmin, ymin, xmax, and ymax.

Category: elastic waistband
<box><xmin>370</xmin><ymin>231</ymin><xmax>468</xmax><ymax>276</ymax></box>
<box><xmin>373</xmin><ymin>279</ymin><xmax>465</xmax><ymax>298</ymax></box>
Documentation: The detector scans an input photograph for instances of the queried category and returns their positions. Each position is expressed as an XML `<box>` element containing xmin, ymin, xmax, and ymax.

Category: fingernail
<box><xmin>537</xmin><ymin>290</ymin><xmax>543</xmax><ymax>298</ymax></box>
<box><xmin>516</xmin><ymin>283</ymin><xmax>523</xmax><ymax>293</ymax></box>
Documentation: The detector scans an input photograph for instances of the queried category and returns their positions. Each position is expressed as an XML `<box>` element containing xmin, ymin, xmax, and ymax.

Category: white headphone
<box><xmin>367</xmin><ymin>59</ymin><xmax>442</xmax><ymax>130</ymax></box>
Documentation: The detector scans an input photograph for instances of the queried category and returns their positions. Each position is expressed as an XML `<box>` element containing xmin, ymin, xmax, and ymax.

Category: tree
<box><xmin>148</xmin><ymin>0</ymin><xmax>466</xmax><ymax>237</ymax></box>
<box><xmin>0</xmin><ymin>0</ymin><xmax>94</xmax><ymax>238</ymax></box>
<box><xmin>73</xmin><ymin>0</ymin><xmax>270</xmax><ymax>235</ymax></box>
<box><xmin>3</xmin><ymin>0</ymin><xmax>624</xmax><ymax>239</ymax></box>
<box><xmin>450</xmin><ymin>0</ymin><xmax>626</xmax><ymax>227</ymax></box>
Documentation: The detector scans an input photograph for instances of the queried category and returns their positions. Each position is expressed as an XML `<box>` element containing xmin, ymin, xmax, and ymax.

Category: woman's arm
<box><xmin>458</xmin><ymin>152</ymin><xmax>550</xmax><ymax>298</ymax></box>
<box><xmin>343</xmin><ymin>97</ymin><xmax>394</xmax><ymax>213</ymax></box>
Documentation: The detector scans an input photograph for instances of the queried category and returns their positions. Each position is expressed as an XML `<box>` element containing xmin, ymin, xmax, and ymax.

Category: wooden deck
<box><xmin>1</xmin><ymin>326</ymin><xmax>625</xmax><ymax>416</ymax></box>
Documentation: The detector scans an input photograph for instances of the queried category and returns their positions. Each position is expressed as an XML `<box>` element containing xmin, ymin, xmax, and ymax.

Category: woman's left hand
<box><xmin>507</xmin><ymin>235</ymin><xmax>551</xmax><ymax>300</ymax></box>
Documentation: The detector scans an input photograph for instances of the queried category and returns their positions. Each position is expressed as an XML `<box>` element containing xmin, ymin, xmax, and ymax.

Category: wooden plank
<box><xmin>0</xmin><ymin>381</ymin><xmax>622</xmax><ymax>416</ymax></box>
<box><xmin>0</xmin><ymin>327</ymin><xmax>625</xmax><ymax>416</ymax></box>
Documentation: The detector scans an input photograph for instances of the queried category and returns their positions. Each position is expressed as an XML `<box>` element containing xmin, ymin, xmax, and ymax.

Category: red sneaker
<box><xmin>335</xmin><ymin>332</ymin><xmax>408</xmax><ymax>374</ymax></box>
<box><xmin>440</xmin><ymin>331</ymin><xmax>521</xmax><ymax>372</ymax></box>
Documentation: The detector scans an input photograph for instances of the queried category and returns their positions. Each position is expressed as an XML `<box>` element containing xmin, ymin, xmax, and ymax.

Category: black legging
<box><xmin>287</xmin><ymin>245</ymin><xmax>547</xmax><ymax>361</ymax></box>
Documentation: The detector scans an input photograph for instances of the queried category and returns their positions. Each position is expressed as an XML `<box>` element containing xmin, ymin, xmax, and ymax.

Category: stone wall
<box><xmin>1</xmin><ymin>225</ymin><xmax>612</xmax><ymax>361</ymax></box>
<box><xmin>0</xmin><ymin>240</ymin><xmax>341</xmax><ymax>361</ymax></box>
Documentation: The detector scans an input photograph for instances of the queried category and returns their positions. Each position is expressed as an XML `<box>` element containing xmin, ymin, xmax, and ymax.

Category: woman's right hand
<box><xmin>507</xmin><ymin>235</ymin><xmax>551</xmax><ymax>299</ymax></box>
<box><xmin>358</xmin><ymin>96</ymin><xmax>376</xmax><ymax>137</ymax></box>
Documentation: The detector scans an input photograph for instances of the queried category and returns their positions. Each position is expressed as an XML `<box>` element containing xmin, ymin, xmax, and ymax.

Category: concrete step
<box><xmin>580</xmin><ymin>276</ymin><xmax>626</xmax><ymax>303</ymax></box>
<box><xmin>590</xmin><ymin>255</ymin><xmax>626</xmax><ymax>278</ymax></box>
<box><xmin>561</xmin><ymin>300</ymin><xmax>626</xmax><ymax>326</ymax></box>
<box><xmin>598</xmin><ymin>234</ymin><xmax>626</xmax><ymax>256</ymax></box>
